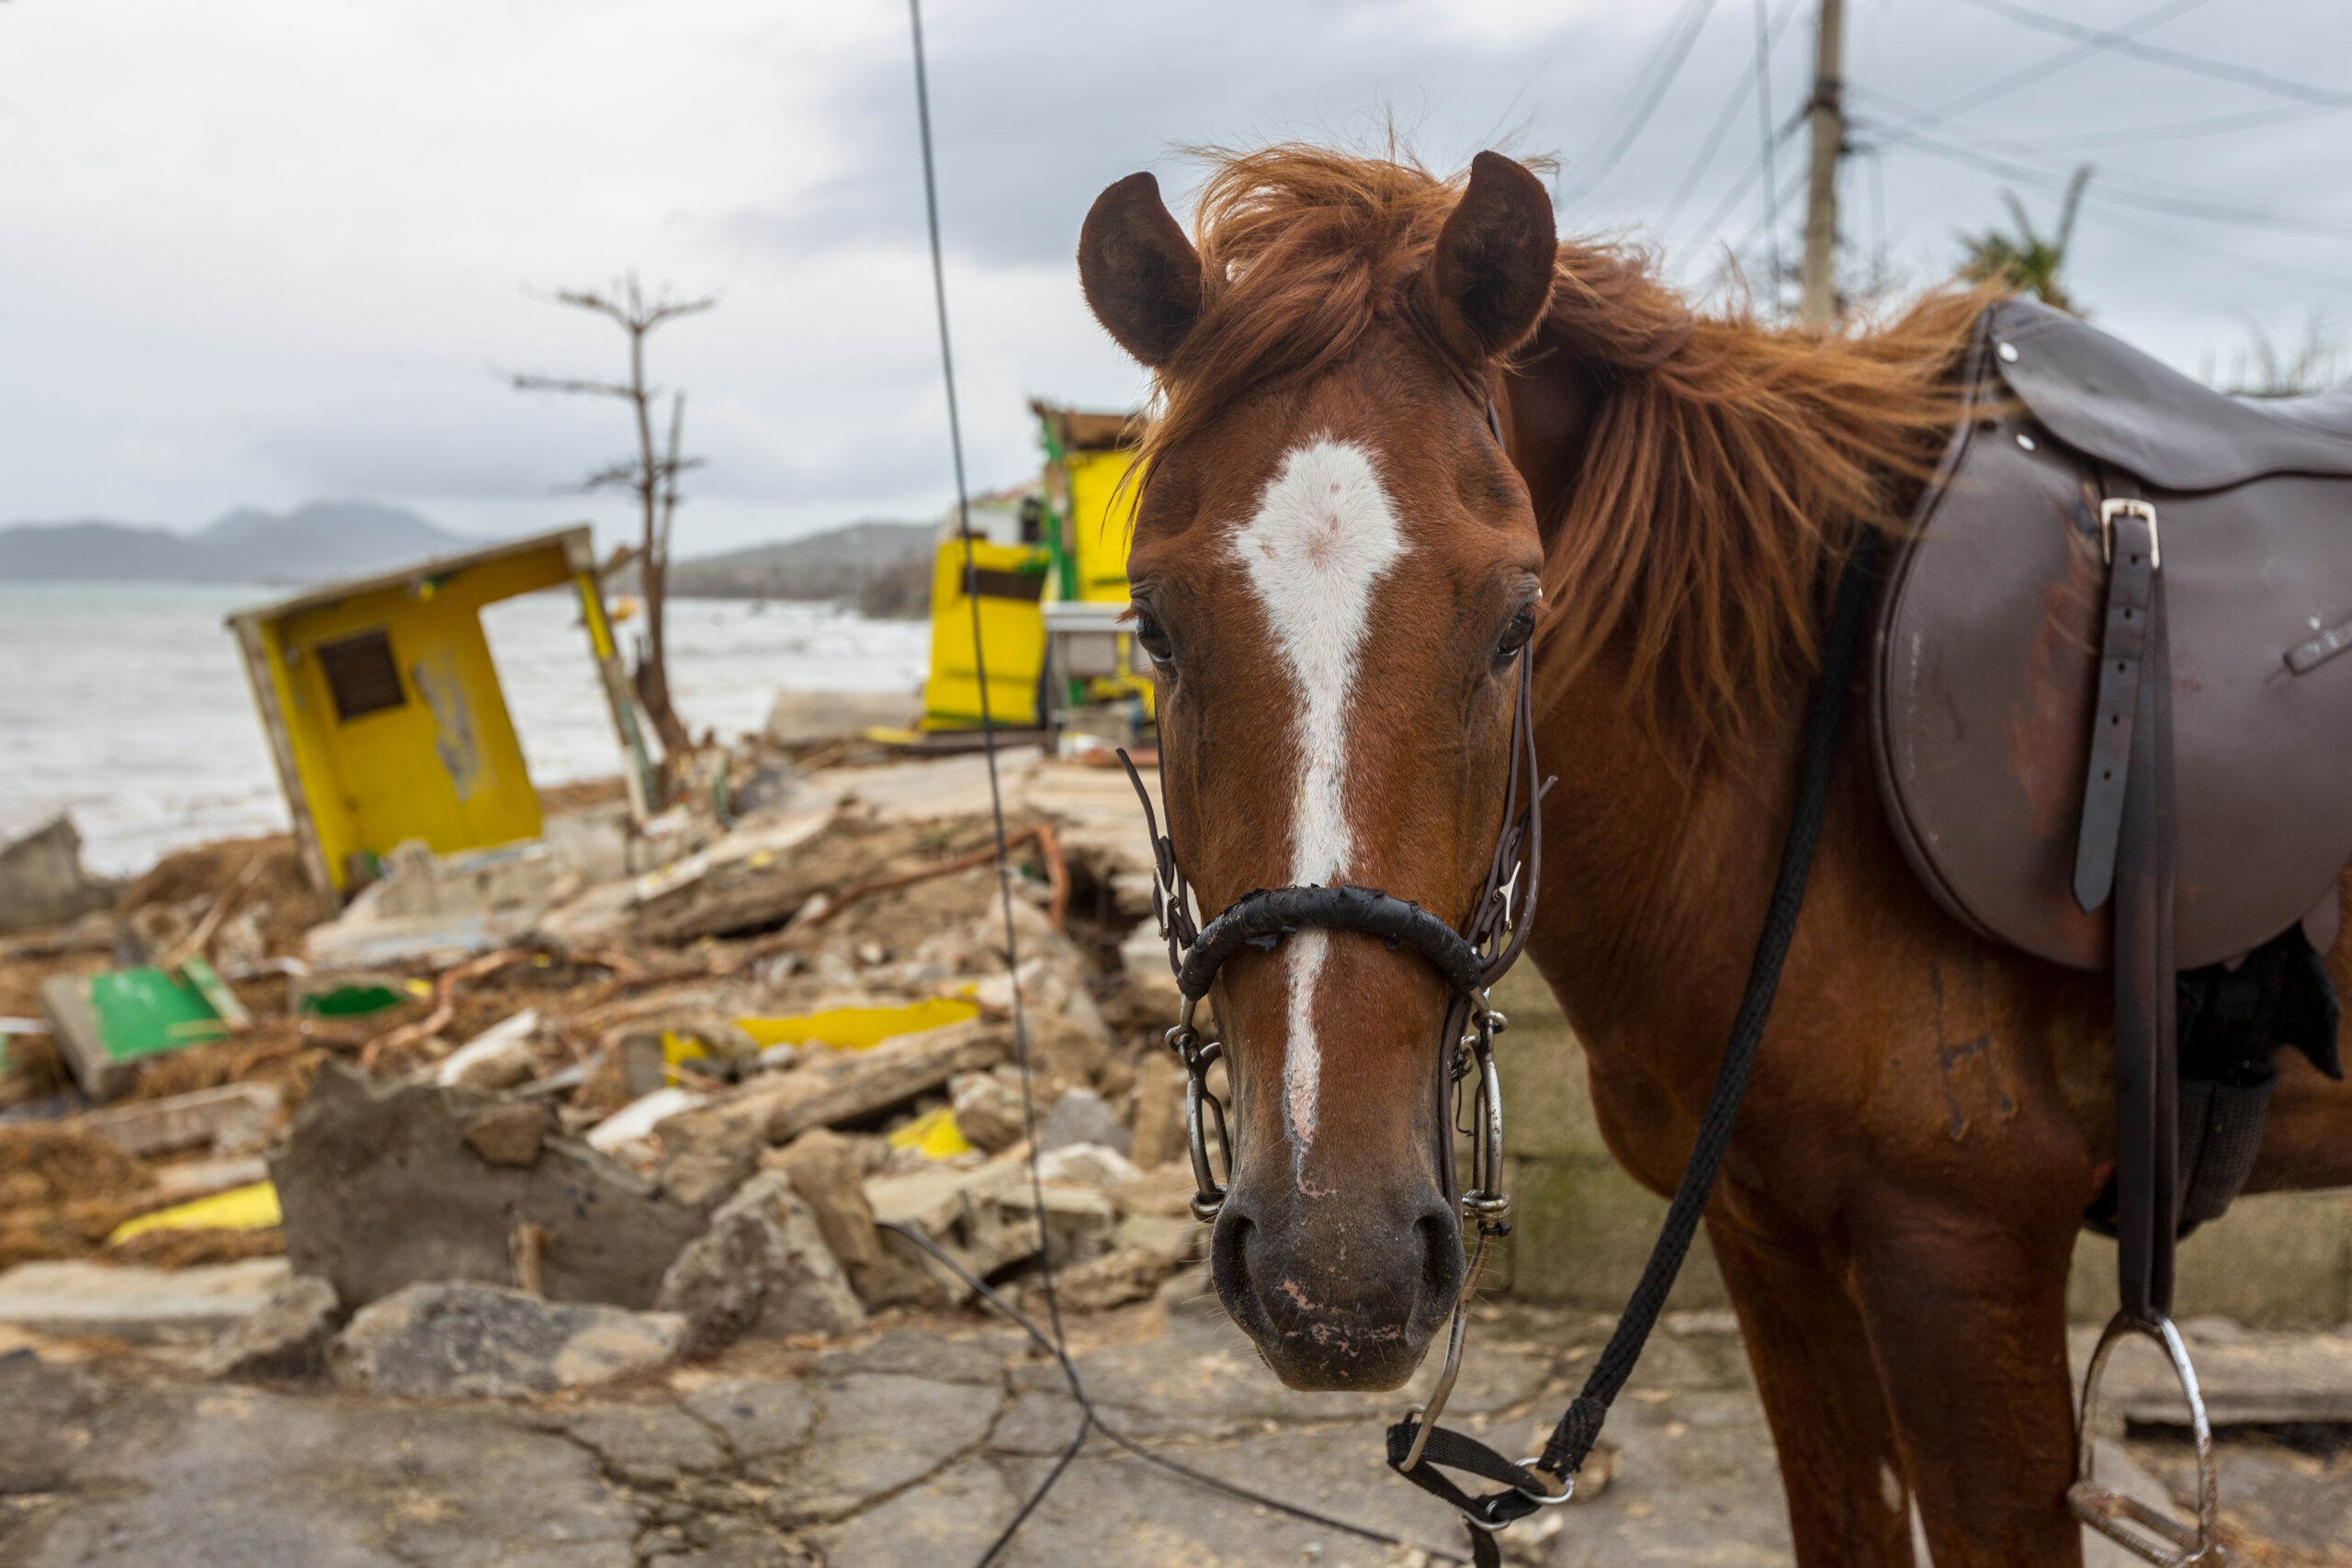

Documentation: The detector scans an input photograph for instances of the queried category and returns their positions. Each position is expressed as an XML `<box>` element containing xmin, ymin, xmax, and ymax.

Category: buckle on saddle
<box><xmin>2098</xmin><ymin>497</ymin><xmax>2161</xmax><ymax>570</ymax></box>
<box><xmin>2068</xmin><ymin>1310</ymin><xmax>2218</xmax><ymax>1566</ymax></box>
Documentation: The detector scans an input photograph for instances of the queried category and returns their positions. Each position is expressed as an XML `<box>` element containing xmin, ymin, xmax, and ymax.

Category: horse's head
<box><xmin>1080</xmin><ymin>150</ymin><xmax>1556</xmax><ymax>1390</ymax></box>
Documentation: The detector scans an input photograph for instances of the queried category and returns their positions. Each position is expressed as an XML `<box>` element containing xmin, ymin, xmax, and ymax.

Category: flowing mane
<box><xmin>1138</xmin><ymin>143</ymin><xmax>1995</xmax><ymax>760</ymax></box>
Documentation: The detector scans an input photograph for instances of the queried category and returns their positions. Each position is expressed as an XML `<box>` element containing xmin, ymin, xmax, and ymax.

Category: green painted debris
<box><xmin>37</xmin><ymin>962</ymin><xmax>245</xmax><ymax>1102</ymax></box>
<box><xmin>300</xmin><ymin>982</ymin><xmax>407</xmax><ymax>1017</ymax></box>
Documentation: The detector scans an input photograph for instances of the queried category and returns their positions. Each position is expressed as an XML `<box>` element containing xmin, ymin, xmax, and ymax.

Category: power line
<box><xmin>1851</xmin><ymin>82</ymin><xmax>2346</xmax><ymax>159</ymax></box>
<box><xmin>1657</xmin><ymin>0</ymin><xmax>1803</xmax><ymax>240</ymax></box>
<box><xmin>2022</xmin><ymin>102</ymin><xmax>2347</xmax><ymax>152</ymax></box>
<box><xmin>1564</xmin><ymin>0</ymin><xmax>1720</xmax><ymax>204</ymax></box>
<box><xmin>1959</xmin><ymin>0</ymin><xmax>2352</xmax><ymax>108</ymax></box>
<box><xmin>1861</xmin><ymin>116</ymin><xmax>2352</xmax><ymax>237</ymax></box>
<box><xmin>2067</xmin><ymin>200</ymin><xmax>2352</xmax><ymax>299</ymax></box>
<box><xmin>1687</xmin><ymin>110</ymin><xmax>1804</xmax><ymax>254</ymax></box>
<box><xmin>1752</xmin><ymin>0</ymin><xmax>1784</xmax><ymax>297</ymax></box>
<box><xmin>1917</xmin><ymin>0</ymin><xmax>2211</xmax><ymax>130</ymax></box>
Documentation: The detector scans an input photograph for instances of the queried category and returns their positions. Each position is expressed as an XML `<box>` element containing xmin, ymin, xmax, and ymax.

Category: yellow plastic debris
<box><xmin>887</xmin><ymin>1105</ymin><xmax>973</xmax><ymax>1160</ymax></box>
<box><xmin>736</xmin><ymin>998</ymin><xmax>980</xmax><ymax>1053</ymax></box>
<box><xmin>660</xmin><ymin>1028</ymin><xmax>710</xmax><ymax>1086</ymax></box>
<box><xmin>109</xmin><ymin>1180</ymin><xmax>282</xmax><ymax>1244</ymax></box>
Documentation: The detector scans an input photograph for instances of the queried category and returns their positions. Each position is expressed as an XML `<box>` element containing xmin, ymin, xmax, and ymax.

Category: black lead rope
<box><xmin>1385</xmin><ymin>531</ymin><xmax>1883</xmax><ymax>1566</ymax></box>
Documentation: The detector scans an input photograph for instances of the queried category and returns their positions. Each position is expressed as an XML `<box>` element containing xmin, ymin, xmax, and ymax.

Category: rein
<box><xmin>1122</xmin><ymin>530</ymin><xmax>1880</xmax><ymax>1567</ymax></box>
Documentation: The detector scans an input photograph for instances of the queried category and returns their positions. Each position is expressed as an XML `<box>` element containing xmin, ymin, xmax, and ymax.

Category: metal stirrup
<box><xmin>2069</xmin><ymin>1311</ymin><xmax>2219</xmax><ymax>1566</ymax></box>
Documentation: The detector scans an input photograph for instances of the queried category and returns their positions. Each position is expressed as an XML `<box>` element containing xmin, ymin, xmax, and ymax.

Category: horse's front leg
<box><xmin>1846</xmin><ymin>1192</ymin><xmax>2084</xmax><ymax>1567</ymax></box>
<box><xmin>1708</xmin><ymin>1217</ymin><xmax>1918</xmax><ymax>1567</ymax></box>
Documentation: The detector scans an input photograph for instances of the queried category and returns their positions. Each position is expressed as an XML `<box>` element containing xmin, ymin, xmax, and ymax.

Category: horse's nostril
<box><xmin>1417</xmin><ymin>1209</ymin><xmax>1467</xmax><ymax>1320</ymax></box>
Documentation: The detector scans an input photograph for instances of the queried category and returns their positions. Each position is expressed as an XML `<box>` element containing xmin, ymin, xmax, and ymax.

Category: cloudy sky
<box><xmin>3</xmin><ymin>0</ymin><xmax>2347</xmax><ymax>556</ymax></box>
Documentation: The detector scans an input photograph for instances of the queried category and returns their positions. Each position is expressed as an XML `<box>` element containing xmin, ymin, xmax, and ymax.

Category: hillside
<box><xmin>663</xmin><ymin>520</ymin><xmax>933</xmax><ymax>617</ymax></box>
<box><xmin>0</xmin><ymin>502</ymin><xmax>474</xmax><ymax>585</ymax></box>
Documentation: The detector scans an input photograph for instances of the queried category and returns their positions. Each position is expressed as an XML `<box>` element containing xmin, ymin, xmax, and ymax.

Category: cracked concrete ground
<box><xmin>1</xmin><ymin>1285</ymin><xmax>2345</xmax><ymax>1568</ymax></box>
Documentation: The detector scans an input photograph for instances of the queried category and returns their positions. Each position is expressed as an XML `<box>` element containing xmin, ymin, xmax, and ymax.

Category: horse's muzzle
<box><xmin>1210</xmin><ymin>1187</ymin><xmax>1464</xmax><ymax>1391</ymax></box>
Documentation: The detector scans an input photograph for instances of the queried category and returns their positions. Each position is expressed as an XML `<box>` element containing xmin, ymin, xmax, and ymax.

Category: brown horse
<box><xmin>1077</xmin><ymin>146</ymin><xmax>2352</xmax><ymax>1566</ymax></box>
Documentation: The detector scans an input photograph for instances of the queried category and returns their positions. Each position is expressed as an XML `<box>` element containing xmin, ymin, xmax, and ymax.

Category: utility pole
<box><xmin>1798</xmin><ymin>0</ymin><xmax>1845</xmax><ymax>331</ymax></box>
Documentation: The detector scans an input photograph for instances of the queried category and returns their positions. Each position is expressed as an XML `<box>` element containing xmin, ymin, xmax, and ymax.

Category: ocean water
<box><xmin>0</xmin><ymin>581</ymin><xmax>929</xmax><ymax>876</ymax></box>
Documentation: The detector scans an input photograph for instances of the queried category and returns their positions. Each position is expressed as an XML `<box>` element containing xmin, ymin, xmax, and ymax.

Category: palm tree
<box><xmin>1960</xmin><ymin>164</ymin><xmax>2092</xmax><ymax>315</ymax></box>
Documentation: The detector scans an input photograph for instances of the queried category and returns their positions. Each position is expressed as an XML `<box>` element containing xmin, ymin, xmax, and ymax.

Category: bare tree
<box><xmin>514</xmin><ymin>275</ymin><xmax>716</xmax><ymax>760</ymax></box>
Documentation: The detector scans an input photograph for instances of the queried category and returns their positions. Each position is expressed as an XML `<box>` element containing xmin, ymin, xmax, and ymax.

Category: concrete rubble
<box><xmin>0</xmin><ymin>744</ymin><xmax>1202</xmax><ymax>1420</ymax></box>
<box><xmin>6</xmin><ymin>740</ymin><xmax>2341</xmax><ymax>1562</ymax></box>
<box><xmin>0</xmin><ymin>1258</ymin><xmax>293</xmax><ymax>1343</ymax></box>
<box><xmin>196</xmin><ymin>1273</ymin><xmax>340</xmax><ymax>1380</ymax></box>
<box><xmin>330</xmin><ymin>1280</ymin><xmax>690</xmax><ymax>1397</ymax></box>
<box><xmin>655</xmin><ymin>1172</ymin><xmax>866</xmax><ymax>1353</ymax></box>
<box><xmin>274</xmin><ymin>1061</ymin><xmax>721</xmax><ymax>1313</ymax></box>
<box><xmin>0</xmin><ymin>818</ymin><xmax>123</xmax><ymax>935</ymax></box>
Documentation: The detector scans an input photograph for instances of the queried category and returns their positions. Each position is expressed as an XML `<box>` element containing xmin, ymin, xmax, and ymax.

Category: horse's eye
<box><xmin>1134</xmin><ymin>609</ymin><xmax>1176</xmax><ymax>667</ymax></box>
<box><xmin>1495</xmin><ymin>605</ymin><xmax>1536</xmax><ymax>662</ymax></box>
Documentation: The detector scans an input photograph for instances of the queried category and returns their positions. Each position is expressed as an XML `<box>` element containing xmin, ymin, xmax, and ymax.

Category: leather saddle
<box><xmin>1871</xmin><ymin>301</ymin><xmax>2352</xmax><ymax>1457</ymax></box>
<box><xmin>1873</xmin><ymin>297</ymin><xmax>2352</xmax><ymax>974</ymax></box>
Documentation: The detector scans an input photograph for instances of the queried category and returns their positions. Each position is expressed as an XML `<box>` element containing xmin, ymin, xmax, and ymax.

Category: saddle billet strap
<box><xmin>2073</xmin><ymin>494</ymin><xmax>2159</xmax><ymax>914</ymax></box>
<box><xmin>2098</xmin><ymin>488</ymin><xmax>2181</xmax><ymax>1324</ymax></box>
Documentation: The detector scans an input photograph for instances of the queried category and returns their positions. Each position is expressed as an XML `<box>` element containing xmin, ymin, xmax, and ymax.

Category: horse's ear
<box><xmin>1080</xmin><ymin>173</ymin><xmax>1203</xmax><ymax>370</ymax></box>
<box><xmin>1427</xmin><ymin>152</ymin><xmax>1556</xmax><ymax>365</ymax></box>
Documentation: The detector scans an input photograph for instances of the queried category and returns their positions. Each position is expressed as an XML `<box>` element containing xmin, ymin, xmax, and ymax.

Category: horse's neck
<box><xmin>1522</xmin><ymin>656</ymin><xmax>1810</xmax><ymax>1077</ymax></box>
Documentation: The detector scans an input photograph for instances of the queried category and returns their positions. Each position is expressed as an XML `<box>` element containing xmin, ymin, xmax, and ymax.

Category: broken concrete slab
<box><xmin>760</xmin><ymin>1371</ymin><xmax>1003</xmax><ymax>1525</ymax></box>
<box><xmin>460</xmin><ymin>1100</ymin><xmax>550</xmax><ymax>1167</ymax></box>
<box><xmin>1126</xmin><ymin>1046</ymin><xmax>1187</xmax><ymax>1171</ymax></box>
<box><xmin>1031</xmin><ymin>1244</ymin><xmax>1190</xmax><ymax>1314</ymax></box>
<box><xmin>275</xmin><ymin>1060</ymin><xmax>718</xmax><ymax>1313</ymax></box>
<box><xmin>0</xmin><ymin>1258</ymin><xmax>292</xmax><ymax>1344</ymax></box>
<box><xmin>14</xmin><ymin>1379</ymin><xmax>644</xmax><ymax>1568</ymax></box>
<box><xmin>1035</xmin><ymin>1086</ymin><xmax>1128</xmax><ymax>1156</ymax></box>
<box><xmin>68</xmin><ymin>1082</ymin><xmax>281</xmax><ymax>1158</ymax></box>
<box><xmin>0</xmin><ymin>818</ymin><xmax>123</xmax><ymax>935</ymax></box>
<box><xmin>197</xmin><ymin>1274</ymin><xmax>340</xmax><ymax>1381</ymax></box>
<box><xmin>656</xmin><ymin>1019</ymin><xmax>1012</xmax><ymax>1164</ymax></box>
<box><xmin>865</xmin><ymin>1156</ymin><xmax>1041</xmax><ymax>1304</ymax></box>
<box><xmin>628</xmin><ymin>809</ymin><xmax>841</xmax><ymax>944</ymax></box>
<box><xmin>766</xmin><ymin>1129</ymin><xmax>936</xmax><ymax>1309</ymax></box>
<box><xmin>808</xmin><ymin>1456</ymin><xmax>1015</xmax><ymax>1568</ymax></box>
<box><xmin>812</xmin><ymin>1325</ymin><xmax>1012</xmax><ymax>1387</ymax></box>
<box><xmin>947</xmin><ymin>1068</ymin><xmax>1026</xmax><ymax>1153</ymax></box>
<box><xmin>552</xmin><ymin>1400</ymin><xmax>729</xmax><ymax>1486</ymax></box>
<box><xmin>149</xmin><ymin>1153</ymin><xmax>272</xmax><ymax>1205</ymax></box>
<box><xmin>1033</xmin><ymin>1141</ymin><xmax>1140</xmax><ymax>1189</ymax></box>
<box><xmin>0</xmin><ymin>1347</ymin><xmax>107</xmax><ymax>1495</ymax></box>
<box><xmin>331</xmin><ymin>1281</ymin><xmax>687</xmax><ymax>1397</ymax></box>
<box><xmin>680</xmin><ymin>1377</ymin><xmax>817</xmax><ymax>1472</ymax></box>
<box><xmin>655</xmin><ymin>1172</ymin><xmax>865</xmax><ymax>1355</ymax></box>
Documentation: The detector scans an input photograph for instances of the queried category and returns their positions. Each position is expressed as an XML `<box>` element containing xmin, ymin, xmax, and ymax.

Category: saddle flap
<box><xmin>1993</xmin><ymin>299</ymin><xmax>2352</xmax><ymax>492</ymax></box>
<box><xmin>1871</xmin><ymin>308</ymin><xmax>2352</xmax><ymax>971</ymax></box>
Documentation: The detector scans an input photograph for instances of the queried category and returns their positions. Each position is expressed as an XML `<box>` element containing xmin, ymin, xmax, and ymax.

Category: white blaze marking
<box><xmin>1229</xmin><ymin>438</ymin><xmax>1408</xmax><ymax>1165</ymax></box>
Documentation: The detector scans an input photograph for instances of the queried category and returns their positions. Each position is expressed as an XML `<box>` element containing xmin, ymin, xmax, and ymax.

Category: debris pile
<box><xmin>0</xmin><ymin>745</ymin><xmax>1202</xmax><ymax>1389</ymax></box>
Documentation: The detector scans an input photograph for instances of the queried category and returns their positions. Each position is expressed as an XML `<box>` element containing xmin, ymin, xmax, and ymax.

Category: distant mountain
<box><xmin>0</xmin><ymin>501</ymin><xmax>476</xmax><ymax>585</ymax></box>
<box><xmin>662</xmin><ymin>521</ymin><xmax>934</xmax><ymax>618</ymax></box>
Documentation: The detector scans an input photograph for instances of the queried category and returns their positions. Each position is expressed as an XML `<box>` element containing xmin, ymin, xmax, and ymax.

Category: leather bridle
<box><xmin>1117</xmin><ymin>620</ymin><xmax>1552</xmax><ymax>1457</ymax></box>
